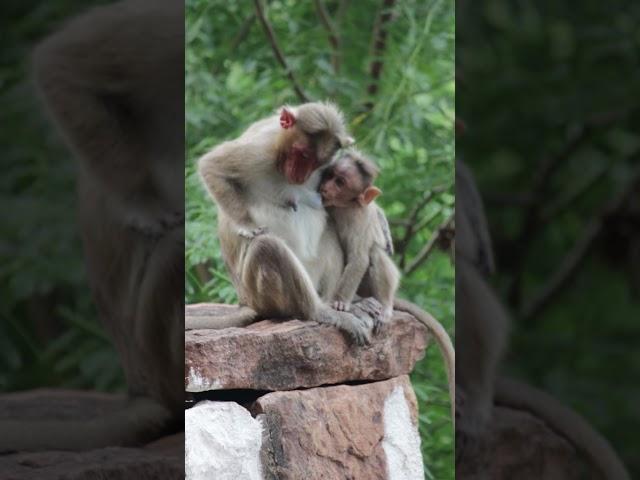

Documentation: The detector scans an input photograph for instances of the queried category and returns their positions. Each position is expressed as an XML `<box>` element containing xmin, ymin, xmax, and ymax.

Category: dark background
<box><xmin>458</xmin><ymin>0</ymin><xmax>640</xmax><ymax>474</ymax></box>
<box><xmin>1</xmin><ymin>0</ymin><xmax>124</xmax><ymax>395</ymax></box>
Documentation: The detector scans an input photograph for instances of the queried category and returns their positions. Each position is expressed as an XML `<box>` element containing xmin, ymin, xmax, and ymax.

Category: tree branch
<box><xmin>230</xmin><ymin>13</ymin><xmax>256</xmax><ymax>52</ymax></box>
<box><xmin>404</xmin><ymin>211</ymin><xmax>454</xmax><ymax>276</ymax></box>
<box><xmin>313</xmin><ymin>0</ymin><xmax>340</xmax><ymax>73</ymax></box>
<box><xmin>520</xmin><ymin>166</ymin><xmax>640</xmax><ymax>321</ymax></box>
<box><xmin>253</xmin><ymin>0</ymin><xmax>310</xmax><ymax>102</ymax></box>
<box><xmin>396</xmin><ymin>185</ymin><xmax>448</xmax><ymax>265</ymax></box>
<box><xmin>506</xmin><ymin>108</ymin><xmax>632</xmax><ymax>307</ymax></box>
<box><xmin>363</xmin><ymin>0</ymin><xmax>396</xmax><ymax>112</ymax></box>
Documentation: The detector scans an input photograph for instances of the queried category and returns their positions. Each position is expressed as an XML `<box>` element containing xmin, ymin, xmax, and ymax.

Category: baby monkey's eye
<box><xmin>335</xmin><ymin>177</ymin><xmax>345</xmax><ymax>187</ymax></box>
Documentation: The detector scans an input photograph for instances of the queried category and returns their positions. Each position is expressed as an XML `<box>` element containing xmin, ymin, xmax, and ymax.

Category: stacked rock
<box><xmin>185</xmin><ymin>303</ymin><xmax>430</xmax><ymax>480</ymax></box>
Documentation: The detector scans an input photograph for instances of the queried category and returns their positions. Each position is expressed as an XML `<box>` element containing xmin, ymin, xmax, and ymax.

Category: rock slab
<box><xmin>457</xmin><ymin>406</ymin><xmax>583</xmax><ymax>479</ymax></box>
<box><xmin>0</xmin><ymin>447</ymin><xmax>182</xmax><ymax>480</ymax></box>
<box><xmin>185</xmin><ymin>401</ymin><xmax>263</xmax><ymax>480</ymax></box>
<box><xmin>185</xmin><ymin>304</ymin><xmax>429</xmax><ymax>392</ymax></box>
<box><xmin>254</xmin><ymin>375</ymin><xmax>423</xmax><ymax>480</ymax></box>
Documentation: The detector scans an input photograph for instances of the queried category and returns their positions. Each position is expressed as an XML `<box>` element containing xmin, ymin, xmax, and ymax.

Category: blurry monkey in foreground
<box><xmin>319</xmin><ymin>149</ymin><xmax>455</xmax><ymax>420</ymax></box>
<box><xmin>0</xmin><ymin>0</ymin><xmax>184</xmax><ymax>452</ymax></box>
<box><xmin>456</xmin><ymin>160</ymin><xmax>630</xmax><ymax>479</ymax></box>
<box><xmin>193</xmin><ymin>103</ymin><xmax>382</xmax><ymax>344</ymax></box>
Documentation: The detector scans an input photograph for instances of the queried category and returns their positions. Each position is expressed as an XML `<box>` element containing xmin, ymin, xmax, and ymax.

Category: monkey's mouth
<box><xmin>284</xmin><ymin>156</ymin><xmax>315</xmax><ymax>184</ymax></box>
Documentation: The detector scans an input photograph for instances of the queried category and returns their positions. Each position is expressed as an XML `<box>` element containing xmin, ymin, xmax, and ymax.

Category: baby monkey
<box><xmin>319</xmin><ymin>149</ymin><xmax>399</xmax><ymax>326</ymax></box>
<box><xmin>320</xmin><ymin>149</ymin><xmax>456</xmax><ymax>422</ymax></box>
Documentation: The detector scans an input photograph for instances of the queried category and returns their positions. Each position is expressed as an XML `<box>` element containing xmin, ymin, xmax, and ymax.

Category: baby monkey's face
<box><xmin>319</xmin><ymin>160</ymin><xmax>366</xmax><ymax>208</ymax></box>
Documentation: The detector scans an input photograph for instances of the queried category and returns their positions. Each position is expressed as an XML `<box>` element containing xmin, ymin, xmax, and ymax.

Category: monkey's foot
<box><xmin>238</xmin><ymin>226</ymin><xmax>268</xmax><ymax>240</ymax></box>
<box><xmin>316</xmin><ymin>305</ymin><xmax>373</xmax><ymax>346</ymax></box>
<box><xmin>348</xmin><ymin>298</ymin><xmax>384</xmax><ymax>344</ymax></box>
<box><xmin>352</xmin><ymin>297</ymin><xmax>384</xmax><ymax>333</ymax></box>
<box><xmin>332</xmin><ymin>300</ymin><xmax>350</xmax><ymax>312</ymax></box>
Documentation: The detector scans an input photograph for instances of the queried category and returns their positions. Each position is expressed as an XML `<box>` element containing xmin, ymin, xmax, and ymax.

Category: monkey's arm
<box><xmin>32</xmin><ymin>2</ymin><xmax>176</xmax><ymax>200</ymax></box>
<box><xmin>375</xmin><ymin>206</ymin><xmax>394</xmax><ymax>255</ymax></box>
<box><xmin>198</xmin><ymin>142</ymin><xmax>258</xmax><ymax>226</ymax></box>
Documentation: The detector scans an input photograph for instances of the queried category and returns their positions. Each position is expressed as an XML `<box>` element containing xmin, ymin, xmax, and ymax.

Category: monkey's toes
<box><xmin>349</xmin><ymin>324</ymin><xmax>372</xmax><ymax>346</ymax></box>
<box><xmin>332</xmin><ymin>300</ymin><xmax>348</xmax><ymax>311</ymax></box>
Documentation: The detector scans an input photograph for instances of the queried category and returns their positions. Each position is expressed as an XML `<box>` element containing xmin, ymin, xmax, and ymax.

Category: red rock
<box><xmin>185</xmin><ymin>305</ymin><xmax>429</xmax><ymax>392</ymax></box>
<box><xmin>253</xmin><ymin>375</ymin><xmax>424</xmax><ymax>480</ymax></box>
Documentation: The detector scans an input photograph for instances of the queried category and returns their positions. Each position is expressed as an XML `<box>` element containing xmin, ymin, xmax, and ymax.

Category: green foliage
<box><xmin>186</xmin><ymin>0</ymin><xmax>454</xmax><ymax>477</ymax></box>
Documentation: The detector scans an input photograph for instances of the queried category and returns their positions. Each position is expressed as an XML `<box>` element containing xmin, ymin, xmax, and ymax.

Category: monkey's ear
<box><xmin>280</xmin><ymin>108</ymin><xmax>296</xmax><ymax>129</ymax></box>
<box><xmin>359</xmin><ymin>186</ymin><xmax>382</xmax><ymax>205</ymax></box>
<box><xmin>340</xmin><ymin>136</ymin><xmax>355</xmax><ymax>147</ymax></box>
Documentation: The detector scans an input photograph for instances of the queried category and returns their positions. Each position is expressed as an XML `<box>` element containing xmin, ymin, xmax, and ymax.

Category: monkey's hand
<box><xmin>238</xmin><ymin>226</ymin><xmax>268</xmax><ymax>240</ymax></box>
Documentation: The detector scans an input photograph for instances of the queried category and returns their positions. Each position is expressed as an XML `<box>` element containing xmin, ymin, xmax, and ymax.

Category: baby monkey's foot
<box><xmin>238</xmin><ymin>226</ymin><xmax>268</xmax><ymax>240</ymax></box>
<box><xmin>332</xmin><ymin>300</ymin><xmax>350</xmax><ymax>312</ymax></box>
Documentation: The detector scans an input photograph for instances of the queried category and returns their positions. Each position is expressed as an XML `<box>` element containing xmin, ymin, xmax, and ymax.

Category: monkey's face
<box><xmin>319</xmin><ymin>162</ymin><xmax>364</xmax><ymax>208</ymax></box>
<box><xmin>281</xmin><ymin>141</ymin><xmax>320</xmax><ymax>184</ymax></box>
<box><xmin>314</xmin><ymin>132</ymin><xmax>342</xmax><ymax>165</ymax></box>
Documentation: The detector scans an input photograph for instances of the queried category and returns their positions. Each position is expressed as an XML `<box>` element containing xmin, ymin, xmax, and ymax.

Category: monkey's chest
<box><xmin>249</xmin><ymin>202</ymin><xmax>327</xmax><ymax>261</ymax></box>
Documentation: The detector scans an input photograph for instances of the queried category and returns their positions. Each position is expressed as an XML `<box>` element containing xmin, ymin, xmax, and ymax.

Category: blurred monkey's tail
<box><xmin>0</xmin><ymin>396</ymin><xmax>173</xmax><ymax>453</ymax></box>
<box><xmin>394</xmin><ymin>298</ymin><xmax>455</xmax><ymax>425</ymax></box>
<box><xmin>495</xmin><ymin>377</ymin><xmax>630</xmax><ymax>480</ymax></box>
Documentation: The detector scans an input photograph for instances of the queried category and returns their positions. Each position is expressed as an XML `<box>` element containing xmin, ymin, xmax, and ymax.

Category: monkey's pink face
<box><xmin>282</xmin><ymin>142</ymin><xmax>320</xmax><ymax>184</ymax></box>
<box><xmin>319</xmin><ymin>165</ymin><xmax>362</xmax><ymax>208</ymax></box>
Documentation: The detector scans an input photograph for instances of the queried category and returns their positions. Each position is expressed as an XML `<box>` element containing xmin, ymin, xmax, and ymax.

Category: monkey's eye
<box><xmin>335</xmin><ymin>177</ymin><xmax>345</xmax><ymax>188</ymax></box>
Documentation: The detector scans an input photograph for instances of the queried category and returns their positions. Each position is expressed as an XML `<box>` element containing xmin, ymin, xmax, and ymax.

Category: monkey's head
<box><xmin>319</xmin><ymin>149</ymin><xmax>381</xmax><ymax>208</ymax></box>
<box><xmin>278</xmin><ymin>102</ymin><xmax>354</xmax><ymax>185</ymax></box>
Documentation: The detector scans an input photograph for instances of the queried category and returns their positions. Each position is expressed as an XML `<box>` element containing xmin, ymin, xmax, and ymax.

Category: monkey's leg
<box><xmin>242</xmin><ymin>234</ymin><xmax>374</xmax><ymax>344</ymax></box>
<box><xmin>366</xmin><ymin>248</ymin><xmax>400</xmax><ymax>330</ymax></box>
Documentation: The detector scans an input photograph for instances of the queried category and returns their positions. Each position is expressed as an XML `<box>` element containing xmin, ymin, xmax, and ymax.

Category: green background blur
<box><xmin>185</xmin><ymin>1</ymin><xmax>455</xmax><ymax>478</ymax></box>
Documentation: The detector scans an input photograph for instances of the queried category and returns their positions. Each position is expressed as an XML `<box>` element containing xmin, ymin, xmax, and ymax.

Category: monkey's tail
<box><xmin>0</xmin><ymin>396</ymin><xmax>173</xmax><ymax>453</ymax></box>
<box><xmin>393</xmin><ymin>298</ymin><xmax>455</xmax><ymax>424</ymax></box>
<box><xmin>495</xmin><ymin>377</ymin><xmax>630</xmax><ymax>480</ymax></box>
<box><xmin>185</xmin><ymin>305</ymin><xmax>258</xmax><ymax>330</ymax></box>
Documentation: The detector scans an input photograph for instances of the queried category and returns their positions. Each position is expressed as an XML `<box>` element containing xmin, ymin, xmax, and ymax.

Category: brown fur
<box><xmin>456</xmin><ymin>160</ymin><xmax>630</xmax><ymax>479</ymax></box>
<box><xmin>193</xmin><ymin>103</ymin><xmax>377</xmax><ymax>344</ymax></box>
<box><xmin>321</xmin><ymin>149</ymin><xmax>456</xmax><ymax>421</ymax></box>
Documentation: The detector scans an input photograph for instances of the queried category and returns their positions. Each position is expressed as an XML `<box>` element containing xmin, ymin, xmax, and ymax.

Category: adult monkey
<box><xmin>190</xmin><ymin>103</ymin><xmax>380</xmax><ymax>343</ymax></box>
<box><xmin>0</xmin><ymin>0</ymin><xmax>183</xmax><ymax>452</ymax></box>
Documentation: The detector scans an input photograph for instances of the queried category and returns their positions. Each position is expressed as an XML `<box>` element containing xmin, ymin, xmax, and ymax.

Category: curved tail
<box><xmin>495</xmin><ymin>377</ymin><xmax>630</xmax><ymax>480</ymax></box>
<box><xmin>394</xmin><ymin>298</ymin><xmax>455</xmax><ymax>423</ymax></box>
<box><xmin>0</xmin><ymin>396</ymin><xmax>173</xmax><ymax>453</ymax></box>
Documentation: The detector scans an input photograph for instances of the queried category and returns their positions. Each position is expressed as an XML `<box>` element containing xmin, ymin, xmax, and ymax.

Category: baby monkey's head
<box><xmin>320</xmin><ymin>149</ymin><xmax>381</xmax><ymax>208</ymax></box>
